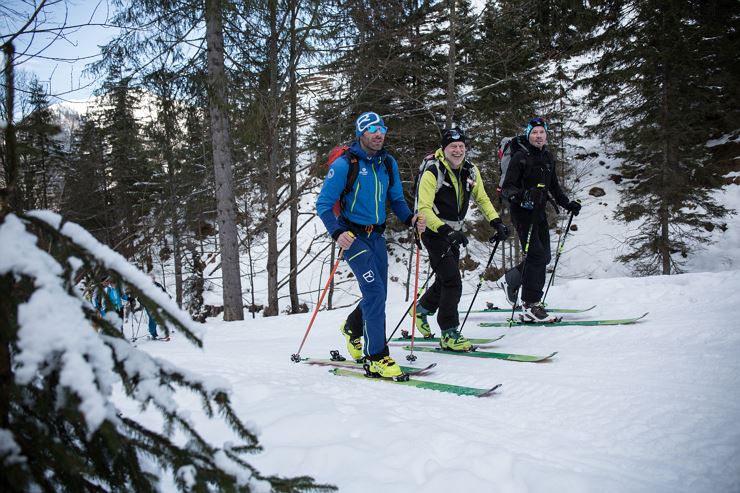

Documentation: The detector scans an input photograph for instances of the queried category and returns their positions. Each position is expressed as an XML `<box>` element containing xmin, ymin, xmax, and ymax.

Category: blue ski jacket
<box><xmin>316</xmin><ymin>141</ymin><xmax>412</xmax><ymax>236</ymax></box>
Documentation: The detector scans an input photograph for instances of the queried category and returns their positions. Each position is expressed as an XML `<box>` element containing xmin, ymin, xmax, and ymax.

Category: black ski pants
<box><xmin>508</xmin><ymin>210</ymin><xmax>552</xmax><ymax>303</ymax></box>
<box><xmin>418</xmin><ymin>230</ymin><xmax>461</xmax><ymax>331</ymax></box>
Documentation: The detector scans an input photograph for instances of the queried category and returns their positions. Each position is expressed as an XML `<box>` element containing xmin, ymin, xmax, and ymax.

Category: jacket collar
<box><xmin>351</xmin><ymin>141</ymin><xmax>386</xmax><ymax>162</ymax></box>
<box><xmin>525</xmin><ymin>141</ymin><xmax>548</xmax><ymax>155</ymax></box>
<box><xmin>435</xmin><ymin>148</ymin><xmax>469</xmax><ymax>175</ymax></box>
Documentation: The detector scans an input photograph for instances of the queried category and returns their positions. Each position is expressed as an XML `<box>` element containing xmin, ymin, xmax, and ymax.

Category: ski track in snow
<box><xmin>125</xmin><ymin>270</ymin><xmax>740</xmax><ymax>493</ymax></box>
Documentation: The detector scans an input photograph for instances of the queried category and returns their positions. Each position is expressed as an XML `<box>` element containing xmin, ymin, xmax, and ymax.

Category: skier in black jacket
<box><xmin>500</xmin><ymin>117</ymin><xmax>581</xmax><ymax>322</ymax></box>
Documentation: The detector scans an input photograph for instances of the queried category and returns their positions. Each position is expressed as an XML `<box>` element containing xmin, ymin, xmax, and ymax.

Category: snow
<box><xmin>128</xmin><ymin>269</ymin><xmax>740</xmax><ymax>493</ymax></box>
<box><xmin>0</xmin><ymin>214</ymin><xmax>117</xmax><ymax>431</ymax></box>
<box><xmin>4</xmin><ymin>144</ymin><xmax>739</xmax><ymax>490</ymax></box>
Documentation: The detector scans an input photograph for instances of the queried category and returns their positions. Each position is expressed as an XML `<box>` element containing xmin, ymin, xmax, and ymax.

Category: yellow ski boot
<box><xmin>340</xmin><ymin>320</ymin><xmax>363</xmax><ymax>361</ymax></box>
<box><xmin>440</xmin><ymin>327</ymin><xmax>473</xmax><ymax>352</ymax></box>
<box><xmin>367</xmin><ymin>356</ymin><xmax>404</xmax><ymax>378</ymax></box>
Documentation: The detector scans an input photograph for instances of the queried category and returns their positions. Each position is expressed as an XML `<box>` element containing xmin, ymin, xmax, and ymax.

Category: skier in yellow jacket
<box><xmin>413</xmin><ymin>128</ymin><xmax>509</xmax><ymax>351</ymax></box>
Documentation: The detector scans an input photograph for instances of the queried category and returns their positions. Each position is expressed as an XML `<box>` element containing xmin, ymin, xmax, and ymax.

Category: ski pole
<box><xmin>542</xmin><ymin>208</ymin><xmax>576</xmax><ymax>304</ymax></box>
<box><xmin>459</xmin><ymin>236</ymin><xmax>501</xmax><ymax>336</ymax></box>
<box><xmin>508</xmin><ymin>219</ymin><xmax>535</xmax><ymax>327</ymax></box>
<box><xmin>406</xmin><ymin>228</ymin><xmax>423</xmax><ymax>362</ymax></box>
<box><xmin>291</xmin><ymin>236</ymin><xmax>351</xmax><ymax>362</ymax></box>
<box><xmin>507</xmin><ymin>185</ymin><xmax>546</xmax><ymax>327</ymax></box>
<box><xmin>386</xmin><ymin>242</ymin><xmax>454</xmax><ymax>342</ymax></box>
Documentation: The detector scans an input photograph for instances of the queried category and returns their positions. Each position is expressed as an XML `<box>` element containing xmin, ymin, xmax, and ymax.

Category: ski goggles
<box><xmin>364</xmin><ymin>125</ymin><xmax>388</xmax><ymax>134</ymax></box>
<box><xmin>447</xmin><ymin>129</ymin><xmax>464</xmax><ymax>140</ymax></box>
<box><xmin>527</xmin><ymin>117</ymin><xmax>548</xmax><ymax>131</ymax></box>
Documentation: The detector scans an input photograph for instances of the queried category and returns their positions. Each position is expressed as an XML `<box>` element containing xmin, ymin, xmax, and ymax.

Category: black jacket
<box><xmin>501</xmin><ymin>142</ymin><xmax>569</xmax><ymax>216</ymax></box>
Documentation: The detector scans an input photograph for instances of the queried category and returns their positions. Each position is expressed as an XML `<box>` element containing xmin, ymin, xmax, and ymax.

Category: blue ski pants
<box><xmin>343</xmin><ymin>231</ymin><xmax>389</xmax><ymax>360</ymax></box>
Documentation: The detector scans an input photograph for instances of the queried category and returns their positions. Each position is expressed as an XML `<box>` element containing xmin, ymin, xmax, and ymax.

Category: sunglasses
<box><xmin>365</xmin><ymin>125</ymin><xmax>388</xmax><ymax>134</ymax></box>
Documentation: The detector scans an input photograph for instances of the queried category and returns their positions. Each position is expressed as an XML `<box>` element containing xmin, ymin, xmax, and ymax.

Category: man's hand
<box><xmin>337</xmin><ymin>231</ymin><xmax>355</xmax><ymax>250</ymax></box>
<box><xmin>523</xmin><ymin>187</ymin><xmax>547</xmax><ymax>208</ymax></box>
<box><xmin>447</xmin><ymin>230</ymin><xmax>468</xmax><ymax>247</ymax></box>
<box><xmin>490</xmin><ymin>217</ymin><xmax>509</xmax><ymax>241</ymax></box>
<box><xmin>412</xmin><ymin>214</ymin><xmax>426</xmax><ymax>234</ymax></box>
<box><xmin>566</xmin><ymin>200</ymin><xmax>582</xmax><ymax>216</ymax></box>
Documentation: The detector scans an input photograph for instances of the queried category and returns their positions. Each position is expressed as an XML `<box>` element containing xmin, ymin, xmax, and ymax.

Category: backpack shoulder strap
<box><xmin>463</xmin><ymin>160</ymin><xmax>476</xmax><ymax>184</ymax></box>
<box><xmin>382</xmin><ymin>155</ymin><xmax>395</xmax><ymax>188</ymax></box>
<box><xmin>423</xmin><ymin>157</ymin><xmax>446</xmax><ymax>194</ymax></box>
<box><xmin>339</xmin><ymin>151</ymin><xmax>360</xmax><ymax>205</ymax></box>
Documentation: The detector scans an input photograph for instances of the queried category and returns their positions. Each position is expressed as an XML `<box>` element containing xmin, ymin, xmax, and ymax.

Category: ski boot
<box><xmin>440</xmin><ymin>327</ymin><xmax>473</xmax><ymax>352</ymax></box>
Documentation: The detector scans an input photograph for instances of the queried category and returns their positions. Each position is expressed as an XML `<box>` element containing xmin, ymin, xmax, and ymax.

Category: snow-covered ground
<box><xmin>128</xmin><ymin>269</ymin><xmax>740</xmax><ymax>493</ymax></box>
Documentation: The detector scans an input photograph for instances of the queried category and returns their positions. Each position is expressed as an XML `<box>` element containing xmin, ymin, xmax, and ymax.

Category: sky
<box><xmin>2</xmin><ymin>0</ymin><xmax>119</xmax><ymax>102</ymax></box>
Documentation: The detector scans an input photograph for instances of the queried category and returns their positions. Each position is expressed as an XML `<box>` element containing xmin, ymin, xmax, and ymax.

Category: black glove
<box><xmin>566</xmin><ymin>200</ymin><xmax>582</xmax><ymax>216</ymax></box>
<box><xmin>439</xmin><ymin>224</ymin><xmax>468</xmax><ymax>247</ymax></box>
<box><xmin>522</xmin><ymin>187</ymin><xmax>547</xmax><ymax>209</ymax></box>
<box><xmin>448</xmin><ymin>230</ymin><xmax>468</xmax><ymax>247</ymax></box>
<box><xmin>490</xmin><ymin>218</ymin><xmax>509</xmax><ymax>241</ymax></box>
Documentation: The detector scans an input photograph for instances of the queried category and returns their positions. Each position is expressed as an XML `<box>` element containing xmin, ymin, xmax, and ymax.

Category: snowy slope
<box><xmin>125</xmin><ymin>269</ymin><xmax>740</xmax><ymax>493</ymax></box>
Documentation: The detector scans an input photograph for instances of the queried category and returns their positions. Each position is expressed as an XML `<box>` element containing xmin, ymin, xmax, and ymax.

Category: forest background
<box><xmin>4</xmin><ymin>0</ymin><xmax>738</xmax><ymax>322</ymax></box>
<box><xmin>1</xmin><ymin>0</ymin><xmax>739</xmax><ymax>491</ymax></box>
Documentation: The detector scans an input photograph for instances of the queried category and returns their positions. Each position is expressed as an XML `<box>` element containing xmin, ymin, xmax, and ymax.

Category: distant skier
<box><xmin>145</xmin><ymin>274</ymin><xmax>170</xmax><ymax>340</ymax></box>
<box><xmin>499</xmin><ymin>117</ymin><xmax>581</xmax><ymax>322</ymax></box>
<box><xmin>316</xmin><ymin>111</ymin><xmax>426</xmax><ymax>378</ymax></box>
<box><xmin>94</xmin><ymin>278</ymin><xmax>127</xmax><ymax>330</ymax></box>
<box><xmin>413</xmin><ymin>127</ymin><xmax>509</xmax><ymax>351</ymax></box>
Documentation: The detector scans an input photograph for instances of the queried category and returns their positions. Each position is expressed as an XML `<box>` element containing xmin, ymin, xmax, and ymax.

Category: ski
<box><xmin>472</xmin><ymin>303</ymin><xmax>597</xmax><ymax>314</ymax></box>
<box><xmin>132</xmin><ymin>335</ymin><xmax>171</xmax><ymax>345</ymax></box>
<box><xmin>302</xmin><ymin>357</ymin><xmax>437</xmax><ymax>375</ymax></box>
<box><xmin>390</xmin><ymin>334</ymin><xmax>504</xmax><ymax>345</ymax></box>
<box><xmin>477</xmin><ymin>312</ymin><xmax>649</xmax><ymax>327</ymax></box>
<box><xmin>402</xmin><ymin>346</ymin><xmax>557</xmax><ymax>363</ymax></box>
<box><xmin>329</xmin><ymin>368</ymin><xmax>501</xmax><ymax>398</ymax></box>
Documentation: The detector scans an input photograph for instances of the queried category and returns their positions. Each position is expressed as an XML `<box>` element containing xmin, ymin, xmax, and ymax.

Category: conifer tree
<box><xmin>96</xmin><ymin>57</ymin><xmax>152</xmax><ymax>258</ymax></box>
<box><xmin>60</xmin><ymin>116</ymin><xmax>111</xmax><ymax>241</ymax></box>
<box><xmin>577</xmin><ymin>0</ymin><xmax>737</xmax><ymax>274</ymax></box>
<box><xmin>15</xmin><ymin>79</ymin><xmax>67</xmax><ymax>210</ymax></box>
<box><xmin>0</xmin><ymin>211</ymin><xmax>334</xmax><ymax>493</ymax></box>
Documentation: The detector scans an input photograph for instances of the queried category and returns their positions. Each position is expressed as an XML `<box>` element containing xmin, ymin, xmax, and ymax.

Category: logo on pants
<box><xmin>362</xmin><ymin>270</ymin><xmax>375</xmax><ymax>283</ymax></box>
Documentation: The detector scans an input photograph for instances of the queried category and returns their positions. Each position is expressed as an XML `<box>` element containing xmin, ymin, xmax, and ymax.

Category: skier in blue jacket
<box><xmin>316</xmin><ymin>111</ymin><xmax>426</xmax><ymax>378</ymax></box>
<box><xmin>94</xmin><ymin>278</ymin><xmax>127</xmax><ymax>329</ymax></box>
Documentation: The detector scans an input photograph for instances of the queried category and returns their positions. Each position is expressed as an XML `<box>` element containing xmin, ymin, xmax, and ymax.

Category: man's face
<box><xmin>529</xmin><ymin>126</ymin><xmax>547</xmax><ymax>149</ymax></box>
<box><xmin>443</xmin><ymin>141</ymin><xmax>466</xmax><ymax>168</ymax></box>
<box><xmin>359</xmin><ymin>126</ymin><xmax>385</xmax><ymax>153</ymax></box>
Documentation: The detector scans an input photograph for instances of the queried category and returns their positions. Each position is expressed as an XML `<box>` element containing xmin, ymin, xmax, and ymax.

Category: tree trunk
<box><xmin>288</xmin><ymin>2</ymin><xmax>300</xmax><ymax>313</ymax></box>
<box><xmin>264</xmin><ymin>0</ymin><xmax>280</xmax><ymax>316</ymax></box>
<box><xmin>163</xmin><ymin>92</ymin><xmax>183</xmax><ymax>307</ymax></box>
<box><xmin>659</xmin><ymin>26</ymin><xmax>672</xmax><ymax>275</ymax></box>
<box><xmin>1</xmin><ymin>41</ymin><xmax>18</xmax><ymax>432</ymax></box>
<box><xmin>205</xmin><ymin>0</ymin><xmax>244</xmax><ymax>320</ymax></box>
<box><xmin>445</xmin><ymin>0</ymin><xmax>456</xmax><ymax>128</ymax></box>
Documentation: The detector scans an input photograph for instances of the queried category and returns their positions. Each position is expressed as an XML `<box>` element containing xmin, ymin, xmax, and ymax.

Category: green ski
<box><xmin>471</xmin><ymin>304</ymin><xmax>596</xmax><ymax>314</ymax></box>
<box><xmin>390</xmin><ymin>334</ymin><xmax>504</xmax><ymax>344</ymax></box>
<box><xmin>478</xmin><ymin>312</ymin><xmax>649</xmax><ymax>327</ymax></box>
<box><xmin>329</xmin><ymin>368</ymin><xmax>501</xmax><ymax>398</ymax></box>
<box><xmin>402</xmin><ymin>346</ymin><xmax>557</xmax><ymax>363</ymax></box>
<box><xmin>302</xmin><ymin>357</ymin><xmax>436</xmax><ymax>375</ymax></box>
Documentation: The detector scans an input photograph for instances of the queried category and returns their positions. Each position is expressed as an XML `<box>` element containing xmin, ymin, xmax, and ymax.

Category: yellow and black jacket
<box><xmin>417</xmin><ymin>148</ymin><xmax>500</xmax><ymax>234</ymax></box>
